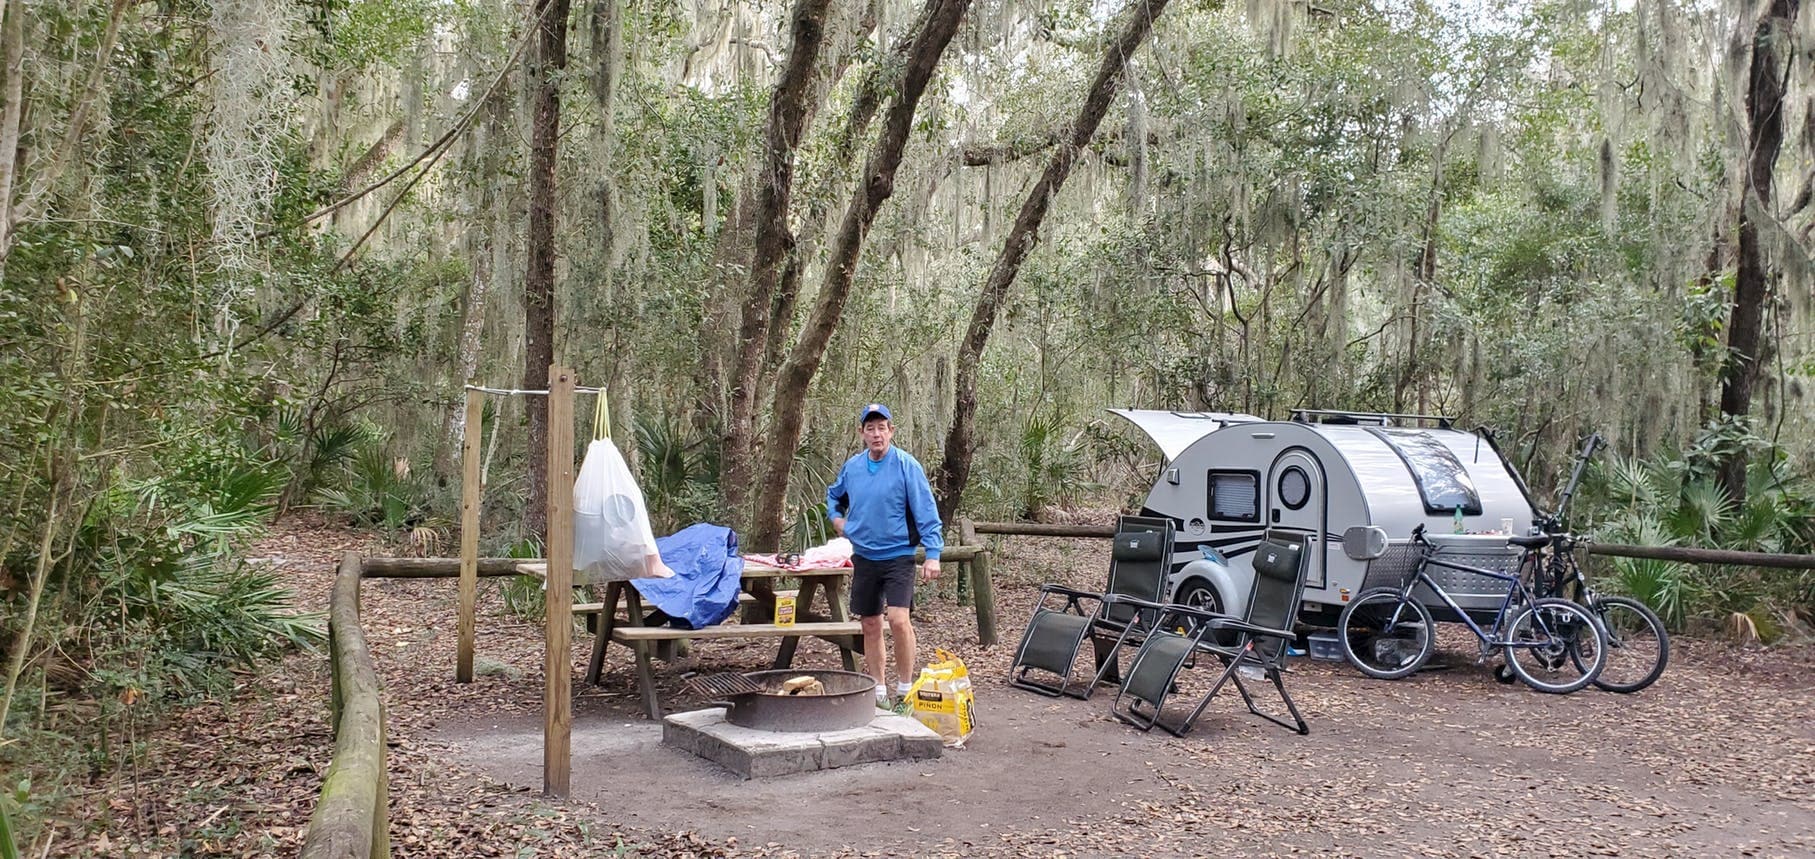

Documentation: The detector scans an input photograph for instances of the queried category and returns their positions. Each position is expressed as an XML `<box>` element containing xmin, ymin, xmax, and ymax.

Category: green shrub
<box><xmin>313</xmin><ymin>422</ymin><xmax>430</xmax><ymax>532</ymax></box>
<box><xmin>1581</xmin><ymin>434</ymin><xmax>1815</xmax><ymax>635</ymax></box>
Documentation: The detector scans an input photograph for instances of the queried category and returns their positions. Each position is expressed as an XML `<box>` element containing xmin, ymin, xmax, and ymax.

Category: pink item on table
<box><xmin>744</xmin><ymin>537</ymin><xmax>854</xmax><ymax>571</ymax></box>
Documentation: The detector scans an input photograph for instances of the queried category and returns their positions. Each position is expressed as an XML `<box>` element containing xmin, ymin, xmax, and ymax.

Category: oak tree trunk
<box><xmin>0</xmin><ymin>0</ymin><xmax>26</xmax><ymax>265</ymax></box>
<box><xmin>933</xmin><ymin>0</ymin><xmax>1175</xmax><ymax>522</ymax></box>
<box><xmin>1718</xmin><ymin>0</ymin><xmax>1798</xmax><ymax>502</ymax></box>
<box><xmin>748</xmin><ymin>0</ymin><xmax>973</xmax><ymax>552</ymax></box>
<box><xmin>522</xmin><ymin>0</ymin><xmax>572</xmax><ymax>540</ymax></box>
<box><xmin>719</xmin><ymin>0</ymin><xmax>832</xmax><ymax>532</ymax></box>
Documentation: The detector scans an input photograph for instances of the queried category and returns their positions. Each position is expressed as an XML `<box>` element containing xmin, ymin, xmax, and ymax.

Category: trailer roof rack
<box><xmin>1290</xmin><ymin>409</ymin><xmax>1454</xmax><ymax>429</ymax></box>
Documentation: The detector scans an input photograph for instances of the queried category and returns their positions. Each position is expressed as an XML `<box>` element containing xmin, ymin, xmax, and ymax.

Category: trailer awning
<box><xmin>1107</xmin><ymin>409</ymin><xmax>1262</xmax><ymax>462</ymax></box>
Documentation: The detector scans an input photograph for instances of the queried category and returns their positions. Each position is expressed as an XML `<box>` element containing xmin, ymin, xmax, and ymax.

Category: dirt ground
<box><xmin>59</xmin><ymin>518</ymin><xmax>1815</xmax><ymax>857</ymax></box>
<box><xmin>440</xmin><ymin>652</ymin><xmax>1815</xmax><ymax>858</ymax></box>
<box><xmin>430</xmin><ymin>522</ymin><xmax>1815</xmax><ymax>858</ymax></box>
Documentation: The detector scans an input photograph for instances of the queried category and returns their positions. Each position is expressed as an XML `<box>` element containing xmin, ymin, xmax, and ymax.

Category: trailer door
<box><xmin>1268</xmin><ymin>450</ymin><xmax>1327</xmax><ymax>589</ymax></box>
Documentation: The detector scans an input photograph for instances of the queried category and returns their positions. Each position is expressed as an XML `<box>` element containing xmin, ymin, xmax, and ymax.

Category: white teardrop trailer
<box><xmin>1111</xmin><ymin>409</ymin><xmax>1542</xmax><ymax>625</ymax></box>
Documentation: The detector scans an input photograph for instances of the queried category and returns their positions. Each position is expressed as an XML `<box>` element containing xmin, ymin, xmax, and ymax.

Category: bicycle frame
<box><xmin>1376</xmin><ymin>530</ymin><xmax>1573</xmax><ymax>653</ymax></box>
<box><xmin>1508</xmin><ymin>432</ymin><xmax>1604</xmax><ymax>604</ymax></box>
<box><xmin>1389</xmin><ymin>555</ymin><xmax>1536</xmax><ymax>647</ymax></box>
<box><xmin>1530</xmin><ymin>536</ymin><xmax>1592</xmax><ymax>601</ymax></box>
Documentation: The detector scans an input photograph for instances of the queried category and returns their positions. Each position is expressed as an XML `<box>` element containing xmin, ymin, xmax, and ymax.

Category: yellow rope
<box><xmin>592</xmin><ymin>388</ymin><xmax>611</xmax><ymax>440</ymax></box>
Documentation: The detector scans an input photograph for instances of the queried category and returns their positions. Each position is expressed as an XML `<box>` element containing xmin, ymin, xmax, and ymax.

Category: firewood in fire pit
<box><xmin>780</xmin><ymin>675</ymin><xmax>825</xmax><ymax>695</ymax></box>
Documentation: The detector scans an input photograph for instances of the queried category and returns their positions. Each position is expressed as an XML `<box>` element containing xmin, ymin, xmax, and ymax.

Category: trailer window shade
<box><xmin>1206</xmin><ymin>471</ymin><xmax>1260</xmax><ymax>522</ymax></box>
<box><xmin>1368</xmin><ymin>428</ymin><xmax>1483</xmax><ymax>515</ymax></box>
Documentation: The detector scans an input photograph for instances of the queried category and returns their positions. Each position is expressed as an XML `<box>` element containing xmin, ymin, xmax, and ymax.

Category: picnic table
<box><xmin>516</xmin><ymin>560</ymin><xmax>863</xmax><ymax>718</ymax></box>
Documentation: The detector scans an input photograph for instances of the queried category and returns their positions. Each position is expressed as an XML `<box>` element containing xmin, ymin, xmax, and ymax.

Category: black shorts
<box><xmin>849</xmin><ymin>555</ymin><xmax>916</xmax><ymax>616</ymax></box>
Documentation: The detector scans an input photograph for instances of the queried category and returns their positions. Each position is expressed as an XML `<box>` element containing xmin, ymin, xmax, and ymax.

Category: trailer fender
<box><xmin>1169</xmin><ymin>559</ymin><xmax>1244</xmax><ymax>617</ymax></box>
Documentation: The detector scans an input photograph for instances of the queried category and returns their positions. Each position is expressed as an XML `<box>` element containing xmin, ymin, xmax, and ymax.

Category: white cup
<box><xmin>1500</xmin><ymin>518</ymin><xmax>1515</xmax><ymax>535</ymax></box>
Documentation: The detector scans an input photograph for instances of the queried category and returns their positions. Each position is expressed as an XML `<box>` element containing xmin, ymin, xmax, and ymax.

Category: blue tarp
<box><xmin>631</xmin><ymin>523</ymin><xmax>744</xmax><ymax>630</ymax></box>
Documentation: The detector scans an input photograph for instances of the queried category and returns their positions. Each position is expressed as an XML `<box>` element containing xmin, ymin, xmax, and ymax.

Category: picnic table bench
<box><xmin>517</xmin><ymin>560</ymin><xmax>862</xmax><ymax>718</ymax></box>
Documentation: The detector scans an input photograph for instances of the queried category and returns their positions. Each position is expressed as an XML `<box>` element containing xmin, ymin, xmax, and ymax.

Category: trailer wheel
<box><xmin>1175</xmin><ymin>579</ymin><xmax>1224</xmax><ymax>615</ymax></box>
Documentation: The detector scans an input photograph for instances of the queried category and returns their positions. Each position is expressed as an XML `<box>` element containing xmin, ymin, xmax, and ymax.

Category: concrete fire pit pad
<box><xmin>663</xmin><ymin>707</ymin><xmax>943</xmax><ymax>778</ymax></box>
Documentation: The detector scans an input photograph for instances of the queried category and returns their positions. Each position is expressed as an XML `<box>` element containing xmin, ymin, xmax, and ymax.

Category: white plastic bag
<box><xmin>572</xmin><ymin>438</ymin><xmax>672</xmax><ymax>584</ymax></box>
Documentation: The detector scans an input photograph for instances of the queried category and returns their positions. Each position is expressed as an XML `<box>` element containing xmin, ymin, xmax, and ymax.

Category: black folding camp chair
<box><xmin>1110</xmin><ymin>535</ymin><xmax>1311</xmax><ymax>736</ymax></box>
<box><xmin>1008</xmin><ymin>516</ymin><xmax>1174</xmax><ymax>699</ymax></box>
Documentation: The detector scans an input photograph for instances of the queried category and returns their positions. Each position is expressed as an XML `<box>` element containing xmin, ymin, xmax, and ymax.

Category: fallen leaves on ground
<box><xmin>34</xmin><ymin>512</ymin><xmax>1815</xmax><ymax>858</ymax></box>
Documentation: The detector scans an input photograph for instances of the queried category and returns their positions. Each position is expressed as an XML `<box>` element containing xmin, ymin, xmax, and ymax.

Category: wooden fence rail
<box><xmin>366</xmin><ymin>547</ymin><xmax>1001</xmax><ymax>647</ymax></box>
<box><xmin>1586</xmin><ymin>542</ymin><xmax>1815</xmax><ymax>570</ymax></box>
<box><xmin>363</xmin><ymin>556</ymin><xmax>523</xmax><ymax>577</ymax></box>
<box><xmin>300</xmin><ymin>553</ymin><xmax>389</xmax><ymax>859</ymax></box>
<box><xmin>971</xmin><ymin>520</ymin><xmax>1114</xmax><ymax>538</ymax></box>
<box><xmin>968</xmin><ymin>520</ymin><xmax>1815</xmax><ymax>569</ymax></box>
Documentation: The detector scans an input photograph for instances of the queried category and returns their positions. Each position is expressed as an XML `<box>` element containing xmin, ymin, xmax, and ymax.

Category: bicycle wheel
<box><xmin>1581</xmin><ymin>596</ymin><xmax>1669</xmax><ymax>693</ymax></box>
<box><xmin>1338</xmin><ymin>588</ymin><xmax>1435</xmax><ymax>680</ymax></box>
<box><xmin>1503</xmin><ymin>598</ymin><xmax>1606</xmax><ymax>694</ymax></box>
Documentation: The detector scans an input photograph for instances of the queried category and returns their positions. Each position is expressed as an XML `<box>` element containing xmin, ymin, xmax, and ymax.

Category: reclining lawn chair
<box><xmin>1008</xmin><ymin>516</ymin><xmax>1173</xmax><ymax>699</ymax></box>
<box><xmin>1110</xmin><ymin>535</ymin><xmax>1310</xmax><ymax>736</ymax></box>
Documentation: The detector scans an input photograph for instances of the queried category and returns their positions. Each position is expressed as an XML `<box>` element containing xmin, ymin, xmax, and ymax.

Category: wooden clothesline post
<box><xmin>456</xmin><ymin>388</ymin><xmax>483</xmax><ymax>683</ymax></box>
<box><xmin>452</xmin><ymin>367</ymin><xmax>578</xmax><ymax>797</ymax></box>
<box><xmin>543</xmin><ymin>365</ymin><xmax>575</xmax><ymax>798</ymax></box>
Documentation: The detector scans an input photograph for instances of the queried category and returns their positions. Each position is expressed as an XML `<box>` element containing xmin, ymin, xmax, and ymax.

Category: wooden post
<box><xmin>956</xmin><ymin>518</ymin><xmax>979</xmax><ymax>606</ymax></box>
<box><xmin>971</xmin><ymin>547</ymin><xmax>997</xmax><ymax>646</ymax></box>
<box><xmin>457</xmin><ymin>388</ymin><xmax>483</xmax><ymax>683</ymax></box>
<box><xmin>543</xmin><ymin>366</ymin><xmax>575</xmax><ymax>798</ymax></box>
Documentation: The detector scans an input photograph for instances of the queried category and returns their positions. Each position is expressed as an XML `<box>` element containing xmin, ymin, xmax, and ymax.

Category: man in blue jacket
<box><xmin>826</xmin><ymin>403</ymin><xmax>943</xmax><ymax>712</ymax></box>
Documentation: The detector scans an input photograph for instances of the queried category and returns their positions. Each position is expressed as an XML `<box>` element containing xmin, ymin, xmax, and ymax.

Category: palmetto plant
<box><xmin>0</xmin><ymin>780</ymin><xmax>19</xmax><ymax>859</ymax></box>
<box><xmin>36</xmin><ymin>454</ymin><xmax>325</xmax><ymax>714</ymax></box>
<box><xmin>633</xmin><ymin>415</ymin><xmax>716</xmax><ymax>534</ymax></box>
<box><xmin>313</xmin><ymin>426</ymin><xmax>427</xmax><ymax>532</ymax></box>
<box><xmin>1018</xmin><ymin>408</ymin><xmax>1093</xmax><ymax>519</ymax></box>
<box><xmin>1583</xmin><ymin>448</ymin><xmax>1814</xmax><ymax>638</ymax></box>
<box><xmin>121</xmin><ymin>469</ymin><xmax>321</xmax><ymax>645</ymax></box>
<box><xmin>785</xmin><ymin>435</ymin><xmax>842</xmax><ymax>552</ymax></box>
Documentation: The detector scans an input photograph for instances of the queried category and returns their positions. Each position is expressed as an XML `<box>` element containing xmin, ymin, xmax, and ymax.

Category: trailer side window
<box><xmin>1367</xmin><ymin>428</ymin><xmax>1483</xmax><ymax>515</ymax></box>
<box><xmin>1206</xmin><ymin>470</ymin><xmax>1260</xmax><ymax>522</ymax></box>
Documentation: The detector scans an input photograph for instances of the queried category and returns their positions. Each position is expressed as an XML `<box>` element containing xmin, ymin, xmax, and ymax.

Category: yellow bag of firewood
<box><xmin>906</xmin><ymin>648</ymin><xmax>975</xmax><ymax>747</ymax></box>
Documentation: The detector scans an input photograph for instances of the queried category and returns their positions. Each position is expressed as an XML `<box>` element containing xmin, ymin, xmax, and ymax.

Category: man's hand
<box><xmin>832</xmin><ymin>516</ymin><xmax>846</xmax><ymax>537</ymax></box>
<box><xmin>921</xmin><ymin>558</ymin><xmax>941</xmax><ymax>582</ymax></box>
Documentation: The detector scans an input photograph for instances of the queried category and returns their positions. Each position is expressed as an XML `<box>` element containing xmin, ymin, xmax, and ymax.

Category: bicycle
<box><xmin>1338</xmin><ymin>524</ymin><xmax>1609</xmax><ymax>694</ymax></box>
<box><xmin>1516</xmin><ymin>433</ymin><xmax>1671</xmax><ymax>693</ymax></box>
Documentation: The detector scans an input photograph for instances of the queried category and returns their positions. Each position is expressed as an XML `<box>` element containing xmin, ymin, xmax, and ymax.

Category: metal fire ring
<box><xmin>710</xmin><ymin>669</ymin><xmax>878</xmax><ymax>733</ymax></box>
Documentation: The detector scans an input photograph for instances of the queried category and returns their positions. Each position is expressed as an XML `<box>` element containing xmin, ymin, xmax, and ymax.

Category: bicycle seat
<box><xmin>1506</xmin><ymin>535</ymin><xmax>1550</xmax><ymax>549</ymax></box>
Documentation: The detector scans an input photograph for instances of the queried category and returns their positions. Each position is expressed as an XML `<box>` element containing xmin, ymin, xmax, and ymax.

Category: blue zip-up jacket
<box><xmin>825</xmin><ymin>446</ymin><xmax>943</xmax><ymax>562</ymax></box>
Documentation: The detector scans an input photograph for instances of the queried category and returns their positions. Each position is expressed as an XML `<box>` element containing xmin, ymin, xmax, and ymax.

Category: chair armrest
<box><xmin>1038</xmin><ymin>583</ymin><xmax>1103</xmax><ymax>601</ymax></box>
<box><xmin>1202</xmin><ymin>617</ymin><xmax>1294</xmax><ymax>640</ymax></box>
<box><xmin>1149</xmin><ymin>602</ymin><xmax>1238</xmax><ymax>626</ymax></box>
<box><xmin>1100</xmin><ymin>593</ymin><xmax>1168</xmax><ymax>612</ymax></box>
<box><xmin>1034</xmin><ymin>583</ymin><xmax>1105</xmax><ymax>616</ymax></box>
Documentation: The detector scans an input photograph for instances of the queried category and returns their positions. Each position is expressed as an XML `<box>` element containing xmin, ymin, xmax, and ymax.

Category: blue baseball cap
<box><xmin>859</xmin><ymin>403</ymin><xmax>892</xmax><ymax>424</ymax></box>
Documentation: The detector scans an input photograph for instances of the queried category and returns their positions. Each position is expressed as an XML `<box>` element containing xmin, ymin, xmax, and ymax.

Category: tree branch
<box><xmin>8</xmin><ymin>0</ymin><xmax>131</xmax><ymax>241</ymax></box>
<box><xmin>274</xmin><ymin>0</ymin><xmax>550</xmax><ymax>234</ymax></box>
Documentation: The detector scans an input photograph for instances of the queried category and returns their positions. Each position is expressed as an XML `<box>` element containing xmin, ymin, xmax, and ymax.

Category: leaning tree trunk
<box><xmin>932</xmin><ymin>0</ymin><xmax>1174</xmax><ymax>522</ymax></box>
<box><xmin>747</xmin><ymin>0</ymin><xmax>973</xmax><ymax>553</ymax></box>
<box><xmin>758</xmin><ymin>1</ymin><xmax>900</xmax><ymax>396</ymax></box>
<box><xmin>521</xmin><ymin>0</ymin><xmax>572</xmax><ymax>541</ymax></box>
<box><xmin>718</xmin><ymin>0</ymin><xmax>832</xmax><ymax>533</ymax></box>
<box><xmin>1718</xmin><ymin>0</ymin><xmax>1798</xmax><ymax>503</ymax></box>
<box><xmin>0</xmin><ymin>0</ymin><xmax>25</xmax><ymax>267</ymax></box>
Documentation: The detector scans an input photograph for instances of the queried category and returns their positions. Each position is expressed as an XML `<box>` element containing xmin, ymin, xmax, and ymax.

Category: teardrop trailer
<box><xmin>1110</xmin><ymin>408</ymin><xmax>1542</xmax><ymax>626</ymax></box>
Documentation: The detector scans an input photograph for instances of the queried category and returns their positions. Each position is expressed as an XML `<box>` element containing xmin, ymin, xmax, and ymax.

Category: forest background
<box><xmin>0</xmin><ymin>0</ymin><xmax>1813</xmax><ymax>841</ymax></box>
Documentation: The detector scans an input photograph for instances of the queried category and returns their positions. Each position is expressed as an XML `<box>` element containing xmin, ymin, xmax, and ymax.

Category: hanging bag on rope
<box><xmin>573</xmin><ymin>393</ymin><xmax>672</xmax><ymax>584</ymax></box>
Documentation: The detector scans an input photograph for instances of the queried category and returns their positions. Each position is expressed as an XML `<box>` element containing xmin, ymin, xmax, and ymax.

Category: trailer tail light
<box><xmin>1339</xmin><ymin>587</ymin><xmax>1351</xmax><ymax>602</ymax></box>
